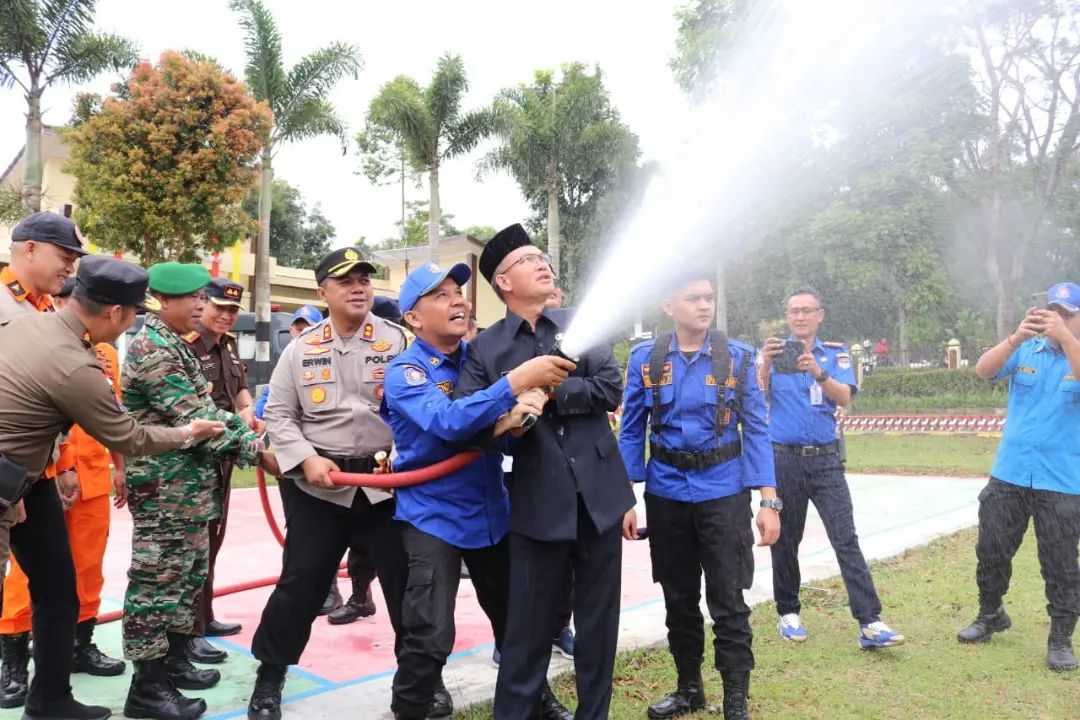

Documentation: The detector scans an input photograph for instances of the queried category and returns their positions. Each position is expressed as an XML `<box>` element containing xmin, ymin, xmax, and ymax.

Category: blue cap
<box><xmin>372</xmin><ymin>295</ymin><xmax>401</xmax><ymax>321</ymax></box>
<box><xmin>398</xmin><ymin>262</ymin><xmax>472</xmax><ymax>314</ymax></box>
<box><xmin>292</xmin><ymin>305</ymin><xmax>323</xmax><ymax>326</ymax></box>
<box><xmin>1048</xmin><ymin>283</ymin><xmax>1080</xmax><ymax>313</ymax></box>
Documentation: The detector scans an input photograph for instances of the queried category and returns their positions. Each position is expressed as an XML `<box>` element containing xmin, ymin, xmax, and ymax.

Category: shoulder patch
<box><xmin>641</xmin><ymin>362</ymin><xmax>673</xmax><ymax>387</ymax></box>
<box><xmin>403</xmin><ymin>365</ymin><xmax>427</xmax><ymax>386</ymax></box>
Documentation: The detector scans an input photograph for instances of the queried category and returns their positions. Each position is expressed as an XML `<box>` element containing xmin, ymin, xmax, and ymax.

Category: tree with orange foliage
<box><xmin>64</xmin><ymin>51</ymin><xmax>271</xmax><ymax>265</ymax></box>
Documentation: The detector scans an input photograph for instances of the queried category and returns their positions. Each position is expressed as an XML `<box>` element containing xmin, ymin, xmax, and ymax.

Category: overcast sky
<box><xmin>0</xmin><ymin>0</ymin><xmax>689</xmax><ymax>249</ymax></box>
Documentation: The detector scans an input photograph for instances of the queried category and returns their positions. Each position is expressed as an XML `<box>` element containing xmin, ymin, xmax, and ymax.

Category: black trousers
<box><xmin>494</xmin><ymin>496</ymin><xmax>622</xmax><ymax>720</ymax></box>
<box><xmin>252</xmin><ymin>478</ymin><xmax>408</xmax><ymax>665</ymax></box>
<box><xmin>976</xmin><ymin>477</ymin><xmax>1080</xmax><ymax>619</ymax></box>
<box><xmin>11</xmin><ymin>479</ymin><xmax>79</xmax><ymax>710</ymax></box>
<box><xmin>645</xmin><ymin>491</ymin><xmax>755</xmax><ymax>676</ymax></box>
<box><xmin>194</xmin><ymin>461</ymin><xmax>233</xmax><ymax>633</ymax></box>
<box><xmin>770</xmin><ymin>450</ymin><xmax>882</xmax><ymax>624</ymax></box>
<box><xmin>504</xmin><ymin>471</ymin><xmax>574</xmax><ymax>634</ymax></box>
<box><xmin>391</xmin><ymin>526</ymin><xmax>510</xmax><ymax>718</ymax></box>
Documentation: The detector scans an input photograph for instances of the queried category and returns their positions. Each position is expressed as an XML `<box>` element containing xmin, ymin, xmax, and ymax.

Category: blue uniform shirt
<box><xmin>768</xmin><ymin>338</ymin><xmax>857</xmax><ymax>446</ymax></box>
<box><xmin>381</xmin><ymin>337</ymin><xmax>518</xmax><ymax>548</ymax></box>
<box><xmin>619</xmin><ymin>331</ymin><xmax>775</xmax><ymax>502</ymax></box>
<box><xmin>989</xmin><ymin>337</ymin><xmax>1080</xmax><ymax>495</ymax></box>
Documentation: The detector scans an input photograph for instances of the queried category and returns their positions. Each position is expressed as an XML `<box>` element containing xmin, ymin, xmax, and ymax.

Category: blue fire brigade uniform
<box><xmin>767</xmin><ymin>338</ymin><xmax>884</xmax><ymax>627</ymax></box>
<box><xmin>619</xmin><ymin>330</ymin><xmax>773</xmax><ymax>681</ymax></box>
<box><xmin>381</xmin><ymin>336</ymin><xmax>518</xmax><ymax>719</ymax></box>
<box><xmin>972</xmin><ymin>335</ymin><xmax>1080</xmax><ymax>628</ymax></box>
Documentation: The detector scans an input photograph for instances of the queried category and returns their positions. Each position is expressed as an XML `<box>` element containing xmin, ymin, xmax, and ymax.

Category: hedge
<box><xmin>859</xmin><ymin>367</ymin><xmax>1007</xmax><ymax>399</ymax></box>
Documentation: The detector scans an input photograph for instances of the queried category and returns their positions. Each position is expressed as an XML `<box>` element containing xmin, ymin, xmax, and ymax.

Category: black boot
<box><xmin>318</xmin><ymin>583</ymin><xmax>343</xmax><ymax>616</ymax></box>
<box><xmin>647</xmin><ymin>672</ymin><xmax>706</xmax><ymax>719</ymax></box>
<box><xmin>247</xmin><ymin>662</ymin><xmax>286</xmax><ymax>720</ymax></box>
<box><xmin>204</xmin><ymin>619</ymin><xmax>242</xmax><ymax>637</ymax></box>
<box><xmin>531</xmin><ymin>682</ymin><xmax>573</xmax><ymax>720</ymax></box>
<box><xmin>124</xmin><ymin>659</ymin><xmax>207</xmax><ymax>720</ymax></box>
<box><xmin>22</xmin><ymin>693</ymin><xmax>112</xmax><ymax>720</ymax></box>
<box><xmin>184</xmin><ymin>637</ymin><xmax>227</xmax><ymax>665</ymax></box>
<box><xmin>0</xmin><ymin>632</ymin><xmax>30</xmax><ymax>709</ymax></box>
<box><xmin>328</xmin><ymin>581</ymin><xmax>376</xmax><ymax>626</ymax></box>
<box><xmin>957</xmin><ymin>605</ymin><xmax>1012</xmax><ymax>644</ymax></box>
<box><xmin>426</xmin><ymin>676</ymin><xmax>453</xmax><ymax>718</ymax></box>
<box><xmin>165</xmin><ymin>634</ymin><xmax>221</xmax><ymax>691</ymax></box>
<box><xmin>1048</xmin><ymin>616</ymin><xmax>1079</xmax><ymax>672</ymax></box>
<box><xmin>72</xmin><ymin>618</ymin><xmax>126</xmax><ymax>677</ymax></box>
<box><xmin>721</xmin><ymin>671</ymin><xmax>751</xmax><ymax>720</ymax></box>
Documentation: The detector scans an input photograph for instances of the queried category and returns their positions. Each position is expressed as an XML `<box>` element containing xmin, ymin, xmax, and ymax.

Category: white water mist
<box><xmin>559</xmin><ymin>0</ymin><xmax>943</xmax><ymax>359</ymax></box>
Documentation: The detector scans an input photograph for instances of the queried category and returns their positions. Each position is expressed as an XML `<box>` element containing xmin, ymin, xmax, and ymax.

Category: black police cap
<box><xmin>205</xmin><ymin>277</ymin><xmax>244</xmax><ymax>307</ymax></box>
<box><xmin>55</xmin><ymin>277</ymin><xmax>76</xmax><ymax>298</ymax></box>
<box><xmin>479</xmin><ymin>223</ymin><xmax>533</xmax><ymax>284</ymax></box>
<box><xmin>74</xmin><ymin>256</ymin><xmax>159</xmax><ymax>311</ymax></box>
<box><xmin>314</xmin><ymin>247</ymin><xmax>378</xmax><ymax>284</ymax></box>
<box><xmin>11</xmin><ymin>212</ymin><xmax>89</xmax><ymax>256</ymax></box>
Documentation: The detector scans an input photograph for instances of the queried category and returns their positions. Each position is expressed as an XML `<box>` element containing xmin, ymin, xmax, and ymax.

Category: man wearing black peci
<box><xmin>456</xmin><ymin>224</ymin><xmax>636</xmax><ymax>720</ymax></box>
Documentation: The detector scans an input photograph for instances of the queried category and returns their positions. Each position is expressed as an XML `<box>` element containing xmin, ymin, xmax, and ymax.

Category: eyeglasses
<box><xmin>785</xmin><ymin>307</ymin><xmax>823</xmax><ymax>317</ymax></box>
<box><xmin>497</xmin><ymin>252</ymin><xmax>552</xmax><ymax>275</ymax></box>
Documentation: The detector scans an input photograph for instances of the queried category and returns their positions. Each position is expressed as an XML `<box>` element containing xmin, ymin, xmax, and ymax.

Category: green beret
<box><xmin>147</xmin><ymin>262</ymin><xmax>211</xmax><ymax>296</ymax></box>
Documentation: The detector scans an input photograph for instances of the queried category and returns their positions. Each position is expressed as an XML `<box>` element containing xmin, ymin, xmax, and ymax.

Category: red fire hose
<box><xmin>98</xmin><ymin>452</ymin><xmax>482</xmax><ymax>625</ymax></box>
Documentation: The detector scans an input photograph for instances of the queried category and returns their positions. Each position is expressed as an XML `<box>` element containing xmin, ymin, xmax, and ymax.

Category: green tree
<box><xmin>380</xmin><ymin>200</ymin><xmax>457</xmax><ymax>250</ymax></box>
<box><xmin>0</xmin><ymin>0</ymin><xmax>137</xmax><ymax>214</ymax></box>
<box><xmin>230</xmin><ymin>0</ymin><xmax>360</xmax><ymax>361</ymax></box>
<box><xmin>64</xmin><ymin>52</ymin><xmax>270</xmax><ymax>264</ymax></box>
<box><xmin>669</xmin><ymin>0</ymin><xmax>748</xmax><ymax>97</ymax></box>
<box><xmin>461</xmin><ymin>224</ymin><xmax>497</xmax><ymax>242</ymax></box>
<box><xmin>241</xmin><ymin>178</ymin><xmax>335</xmax><ymax>269</ymax></box>
<box><xmin>940</xmin><ymin>0</ymin><xmax>1080</xmax><ymax>338</ymax></box>
<box><xmin>357</xmin><ymin>54</ymin><xmax>491</xmax><ymax>264</ymax></box>
<box><xmin>482</xmin><ymin>63</ymin><xmax>640</xmax><ymax>281</ymax></box>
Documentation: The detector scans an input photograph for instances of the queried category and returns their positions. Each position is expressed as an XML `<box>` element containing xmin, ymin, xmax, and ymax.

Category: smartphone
<box><xmin>772</xmin><ymin>339</ymin><xmax>804</xmax><ymax>374</ymax></box>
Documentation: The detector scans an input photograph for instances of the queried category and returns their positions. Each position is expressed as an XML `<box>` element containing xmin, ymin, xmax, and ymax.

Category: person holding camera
<box><xmin>620</xmin><ymin>272</ymin><xmax>779</xmax><ymax>720</ymax></box>
<box><xmin>762</xmin><ymin>288</ymin><xmax>904</xmax><ymax>649</ymax></box>
<box><xmin>956</xmin><ymin>283</ymin><xmax>1080</xmax><ymax>672</ymax></box>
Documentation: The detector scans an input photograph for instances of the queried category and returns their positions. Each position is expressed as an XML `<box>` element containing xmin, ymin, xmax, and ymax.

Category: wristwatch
<box><xmin>814</xmin><ymin>369</ymin><xmax>830</xmax><ymax>384</ymax></box>
<box><xmin>760</xmin><ymin>498</ymin><xmax>783</xmax><ymax>512</ymax></box>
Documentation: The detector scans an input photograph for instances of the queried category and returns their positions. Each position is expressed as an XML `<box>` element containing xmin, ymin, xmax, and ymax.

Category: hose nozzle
<box><xmin>520</xmin><ymin>343</ymin><xmax>580</xmax><ymax>431</ymax></box>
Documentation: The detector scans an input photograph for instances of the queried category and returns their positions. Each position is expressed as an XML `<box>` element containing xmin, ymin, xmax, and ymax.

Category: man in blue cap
<box><xmin>958</xmin><ymin>282</ymin><xmax>1080</xmax><ymax>673</ymax></box>
<box><xmin>253</xmin><ymin>306</ymin><xmax>323</xmax><ymax>420</ymax></box>
<box><xmin>383</xmin><ymin>261</ymin><xmax>575</xmax><ymax>720</ymax></box>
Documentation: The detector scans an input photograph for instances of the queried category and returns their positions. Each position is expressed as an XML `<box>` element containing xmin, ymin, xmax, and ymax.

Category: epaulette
<box><xmin>823</xmin><ymin>341</ymin><xmax>845</xmax><ymax>349</ymax></box>
<box><xmin>225</xmin><ymin>331</ymin><xmax>236</xmax><ymax>339</ymax></box>
<box><xmin>182</xmin><ymin>330</ymin><xmax>200</xmax><ymax>343</ymax></box>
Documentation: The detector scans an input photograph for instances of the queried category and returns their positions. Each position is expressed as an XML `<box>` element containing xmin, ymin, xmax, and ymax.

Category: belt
<box><xmin>649</xmin><ymin>440</ymin><xmax>742</xmax><ymax>471</ymax></box>
<box><xmin>313</xmin><ymin>449</ymin><xmax>378</xmax><ymax>474</ymax></box>
<box><xmin>773</xmin><ymin>442</ymin><xmax>839</xmax><ymax>457</ymax></box>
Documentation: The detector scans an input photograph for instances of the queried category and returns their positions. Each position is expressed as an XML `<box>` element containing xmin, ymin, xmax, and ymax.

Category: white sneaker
<box><xmin>778</xmin><ymin>613</ymin><xmax>808</xmax><ymax>641</ymax></box>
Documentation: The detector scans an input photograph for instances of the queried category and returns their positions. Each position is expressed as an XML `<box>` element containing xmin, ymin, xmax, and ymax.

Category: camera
<box><xmin>772</xmin><ymin>339</ymin><xmax>804</xmax><ymax>374</ymax></box>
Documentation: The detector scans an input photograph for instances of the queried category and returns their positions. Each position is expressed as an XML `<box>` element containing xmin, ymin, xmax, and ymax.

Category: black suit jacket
<box><xmin>456</xmin><ymin>308</ymin><xmax>634</xmax><ymax>541</ymax></box>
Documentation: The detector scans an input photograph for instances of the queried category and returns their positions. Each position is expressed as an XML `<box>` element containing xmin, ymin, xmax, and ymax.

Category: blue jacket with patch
<box><xmin>768</xmin><ymin>337</ymin><xmax>857</xmax><ymax>446</ymax></box>
<box><xmin>619</xmin><ymin>331</ymin><xmax>775</xmax><ymax>502</ymax></box>
<box><xmin>380</xmin><ymin>336</ymin><xmax>517</xmax><ymax>548</ymax></box>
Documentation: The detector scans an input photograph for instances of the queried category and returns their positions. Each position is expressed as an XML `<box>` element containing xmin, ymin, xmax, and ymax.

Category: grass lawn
<box><xmin>231</xmin><ymin>467</ymin><xmax>266</xmax><ymax>489</ymax></box>
<box><xmin>844</xmin><ymin>433</ymin><xmax>998</xmax><ymax>477</ymax></box>
<box><xmin>456</xmin><ymin>527</ymin><xmax>1079</xmax><ymax>719</ymax></box>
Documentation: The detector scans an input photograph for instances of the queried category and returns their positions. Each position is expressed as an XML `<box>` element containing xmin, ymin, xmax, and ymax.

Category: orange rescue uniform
<box><xmin>0</xmin><ymin>343</ymin><xmax>120</xmax><ymax>633</ymax></box>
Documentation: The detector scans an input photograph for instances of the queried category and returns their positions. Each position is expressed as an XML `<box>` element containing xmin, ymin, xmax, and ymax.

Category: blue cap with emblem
<box><xmin>291</xmin><ymin>305</ymin><xmax>322</xmax><ymax>327</ymax></box>
<box><xmin>398</xmin><ymin>262</ymin><xmax>471</xmax><ymax>314</ymax></box>
<box><xmin>1048</xmin><ymin>282</ymin><xmax>1080</xmax><ymax>313</ymax></box>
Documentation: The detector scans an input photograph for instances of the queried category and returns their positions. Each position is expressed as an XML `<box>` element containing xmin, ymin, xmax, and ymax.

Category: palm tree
<box><xmin>230</xmin><ymin>0</ymin><xmax>360</xmax><ymax>368</ymax></box>
<box><xmin>483</xmin><ymin>64</ymin><xmax>633</xmax><ymax>279</ymax></box>
<box><xmin>0</xmin><ymin>0</ymin><xmax>137</xmax><ymax>214</ymax></box>
<box><xmin>360</xmin><ymin>54</ymin><xmax>491</xmax><ymax>265</ymax></box>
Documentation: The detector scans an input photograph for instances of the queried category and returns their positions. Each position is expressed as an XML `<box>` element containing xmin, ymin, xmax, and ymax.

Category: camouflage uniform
<box><xmin>121</xmin><ymin>313</ymin><xmax>262</xmax><ymax>661</ymax></box>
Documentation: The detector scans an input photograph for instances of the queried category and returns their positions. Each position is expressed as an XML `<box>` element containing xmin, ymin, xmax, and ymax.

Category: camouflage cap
<box><xmin>147</xmin><ymin>262</ymin><xmax>211</xmax><ymax>296</ymax></box>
